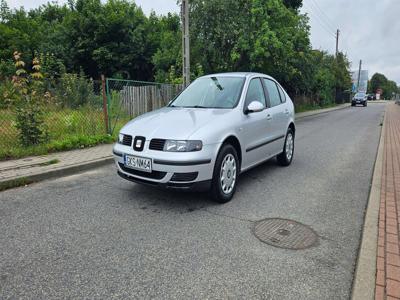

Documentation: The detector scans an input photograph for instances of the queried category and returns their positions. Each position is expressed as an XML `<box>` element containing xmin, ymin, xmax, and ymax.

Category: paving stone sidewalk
<box><xmin>375</xmin><ymin>103</ymin><xmax>400</xmax><ymax>299</ymax></box>
<box><xmin>0</xmin><ymin>144</ymin><xmax>113</xmax><ymax>184</ymax></box>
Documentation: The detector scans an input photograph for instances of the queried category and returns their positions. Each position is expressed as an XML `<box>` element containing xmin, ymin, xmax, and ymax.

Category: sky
<box><xmin>6</xmin><ymin>0</ymin><xmax>400</xmax><ymax>84</ymax></box>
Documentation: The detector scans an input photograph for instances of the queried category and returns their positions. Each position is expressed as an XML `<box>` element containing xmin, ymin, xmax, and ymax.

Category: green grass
<box><xmin>38</xmin><ymin>158</ymin><xmax>60</xmax><ymax>166</ymax></box>
<box><xmin>0</xmin><ymin>133</ymin><xmax>115</xmax><ymax>160</ymax></box>
<box><xmin>0</xmin><ymin>107</ymin><xmax>120</xmax><ymax>160</ymax></box>
<box><xmin>295</xmin><ymin>102</ymin><xmax>338</xmax><ymax>113</ymax></box>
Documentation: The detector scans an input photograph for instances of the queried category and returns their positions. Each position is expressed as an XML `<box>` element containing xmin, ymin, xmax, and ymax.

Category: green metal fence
<box><xmin>0</xmin><ymin>78</ymin><xmax>108</xmax><ymax>159</ymax></box>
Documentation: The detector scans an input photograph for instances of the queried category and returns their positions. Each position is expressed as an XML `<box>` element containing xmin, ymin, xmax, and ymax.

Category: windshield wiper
<box><xmin>211</xmin><ymin>77</ymin><xmax>224</xmax><ymax>91</ymax></box>
<box><xmin>184</xmin><ymin>105</ymin><xmax>208</xmax><ymax>108</ymax></box>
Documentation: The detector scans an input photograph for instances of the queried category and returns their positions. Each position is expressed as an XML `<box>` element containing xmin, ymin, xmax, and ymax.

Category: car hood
<box><xmin>120</xmin><ymin>107</ymin><xmax>233</xmax><ymax>141</ymax></box>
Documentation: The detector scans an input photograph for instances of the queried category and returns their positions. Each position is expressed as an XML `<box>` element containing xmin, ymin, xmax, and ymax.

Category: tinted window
<box><xmin>245</xmin><ymin>78</ymin><xmax>266</xmax><ymax>108</ymax></box>
<box><xmin>170</xmin><ymin>77</ymin><xmax>245</xmax><ymax>108</ymax></box>
<box><xmin>263</xmin><ymin>79</ymin><xmax>281</xmax><ymax>107</ymax></box>
<box><xmin>278</xmin><ymin>85</ymin><xmax>286</xmax><ymax>103</ymax></box>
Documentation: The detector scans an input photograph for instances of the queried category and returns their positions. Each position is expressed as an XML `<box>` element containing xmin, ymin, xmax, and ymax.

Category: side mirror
<box><xmin>245</xmin><ymin>101</ymin><xmax>264</xmax><ymax>114</ymax></box>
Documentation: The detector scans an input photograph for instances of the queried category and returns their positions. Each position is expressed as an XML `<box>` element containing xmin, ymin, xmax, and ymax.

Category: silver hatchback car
<box><xmin>113</xmin><ymin>72</ymin><xmax>295</xmax><ymax>203</ymax></box>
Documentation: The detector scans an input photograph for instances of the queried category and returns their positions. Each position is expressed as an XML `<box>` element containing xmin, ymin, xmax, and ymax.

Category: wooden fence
<box><xmin>119</xmin><ymin>84</ymin><xmax>184</xmax><ymax>117</ymax></box>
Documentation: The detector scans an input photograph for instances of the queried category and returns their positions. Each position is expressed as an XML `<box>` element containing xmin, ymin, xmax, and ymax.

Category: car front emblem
<box><xmin>136</xmin><ymin>140</ymin><xmax>142</xmax><ymax>148</ymax></box>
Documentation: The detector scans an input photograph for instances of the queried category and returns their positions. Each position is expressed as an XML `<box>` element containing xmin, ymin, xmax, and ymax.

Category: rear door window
<box><xmin>263</xmin><ymin>79</ymin><xmax>281</xmax><ymax>107</ymax></box>
<box><xmin>278</xmin><ymin>85</ymin><xmax>286</xmax><ymax>103</ymax></box>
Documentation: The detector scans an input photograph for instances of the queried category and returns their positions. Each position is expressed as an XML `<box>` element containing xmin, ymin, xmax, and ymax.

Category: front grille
<box><xmin>122</xmin><ymin>135</ymin><xmax>133</xmax><ymax>146</ymax></box>
<box><xmin>170</xmin><ymin>172</ymin><xmax>198</xmax><ymax>182</ymax></box>
<box><xmin>149</xmin><ymin>139</ymin><xmax>166</xmax><ymax>151</ymax></box>
<box><xmin>118</xmin><ymin>163</ymin><xmax>166</xmax><ymax>180</ymax></box>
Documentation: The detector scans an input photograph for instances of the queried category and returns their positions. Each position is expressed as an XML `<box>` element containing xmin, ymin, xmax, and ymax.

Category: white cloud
<box><xmin>301</xmin><ymin>0</ymin><xmax>400</xmax><ymax>84</ymax></box>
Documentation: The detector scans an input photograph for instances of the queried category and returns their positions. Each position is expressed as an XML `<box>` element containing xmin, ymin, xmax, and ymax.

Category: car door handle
<box><xmin>284</xmin><ymin>109</ymin><xmax>290</xmax><ymax>115</ymax></box>
<box><xmin>266</xmin><ymin>114</ymin><xmax>272</xmax><ymax>120</ymax></box>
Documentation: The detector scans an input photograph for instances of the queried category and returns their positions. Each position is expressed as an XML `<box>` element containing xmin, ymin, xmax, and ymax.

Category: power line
<box><xmin>303</xmin><ymin>3</ymin><xmax>336</xmax><ymax>38</ymax></box>
<box><xmin>303</xmin><ymin>1</ymin><xmax>336</xmax><ymax>36</ymax></box>
<box><xmin>308</xmin><ymin>0</ymin><xmax>336</xmax><ymax>32</ymax></box>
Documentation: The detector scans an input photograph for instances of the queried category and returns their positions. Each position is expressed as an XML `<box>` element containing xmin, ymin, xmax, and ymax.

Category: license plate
<box><xmin>124</xmin><ymin>155</ymin><xmax>152</xmax><ymax>173</ymax></box>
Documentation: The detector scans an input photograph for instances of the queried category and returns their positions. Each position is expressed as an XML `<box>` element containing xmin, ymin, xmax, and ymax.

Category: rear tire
<box><xmin>277</xmin><ymin>128</ymin><xmax>295</xmax><ymax>166</ymax></box>
<box><xmin>210</xmin><ymin>144</ymin><xmax>239</xmax><ymax>203</ymax></box>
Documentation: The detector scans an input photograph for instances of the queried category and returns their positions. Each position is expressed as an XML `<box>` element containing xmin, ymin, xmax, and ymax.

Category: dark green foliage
<box><xmin>283</xmin><ymin>0</ymin><xmax>303</xmax><ymax>10</ymax></box>
<box><xmin>55</xmin><ymin>71</ymin><xmax>96</xmax><ymax>108</ymax></box>
<box><xmin>369</xmin><ymin>73</ymin><xmax>399</xmax><ymax>99</ymax></box>
<box><xmin>0</xmin><ymin>0</ymin><xmax>351</xmax><ymax>102</ymax></box>
<box><xmin>0</xmin><ymin>78</ymin><xmax>17</xmax><ymax>108</ymax></box>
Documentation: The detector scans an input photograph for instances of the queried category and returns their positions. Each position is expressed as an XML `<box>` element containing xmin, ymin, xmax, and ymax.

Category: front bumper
<box><xmin>352</xmin><ymin>100</ymin><xmax>366</xmax><ymax>105</ymax></box>
<box><xmin>113</xmin><ymin>142</ymin><xmax>219</xmax><ymax>190</ymax></box>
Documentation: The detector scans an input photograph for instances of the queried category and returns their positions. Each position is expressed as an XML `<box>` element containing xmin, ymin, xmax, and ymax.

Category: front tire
<box><xmin>210</xmin><ymin>144</ymin><xmax>239</xmax><ymax>203</ymax></box>
<box><xmin>277</xmin><ymin>128</ymin><xmax>295</xmax><ymax>166</ymax></box>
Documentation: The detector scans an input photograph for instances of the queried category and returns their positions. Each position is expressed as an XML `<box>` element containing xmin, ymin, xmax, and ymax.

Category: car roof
<box><xmin>200</xmin><ymin>72</ymin><xmax>273</xmax><ymax>79</ymax></box>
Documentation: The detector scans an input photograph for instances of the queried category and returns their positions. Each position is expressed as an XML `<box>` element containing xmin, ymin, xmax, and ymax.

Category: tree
<box><xmin>370</xmin><ymin>73</ymin><xmax>387</xmax><ymax>94</ymax></box>
<box><xmin>188</xmin><ymin>0</ymin><xmax>312</xmax><ymax>94</ymax></box>
<box><xmin>369</xmin><ymin>73</ymin><xmax>399</xmax><ymax>99</ymax></box>
<box><xmin>283</xmin><ymin>0</ymin><xmax>303</xmax><ymax>10</ymax></box>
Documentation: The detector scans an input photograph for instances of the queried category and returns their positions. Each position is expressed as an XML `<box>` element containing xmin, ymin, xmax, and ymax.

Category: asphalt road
<box><xmin>0</xmin><ymin>104</ymin><xmax>386</xmax><ymax>299</ymax></box>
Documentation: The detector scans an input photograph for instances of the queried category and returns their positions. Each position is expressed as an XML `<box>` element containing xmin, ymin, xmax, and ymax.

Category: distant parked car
<box><xmin>367</xmin><ymin>94</ymin><xmax>375</xmax><ymax>100</ymax></box>
<box><xmin>113</xmin><ymin>72</ymin><xmax>295</xmax><ymax>203</ymax></box>
<box><xmin>352</xmin><ymin>92</ymin><xmax>367</xmax><ymax>107</ymax></box>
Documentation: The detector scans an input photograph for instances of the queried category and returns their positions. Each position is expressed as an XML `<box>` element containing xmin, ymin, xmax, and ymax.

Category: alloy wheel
<box><xmin>285</xmin><ymin>133</ymin><xmax>294</xmax><ymax>161</ymax></box>
<box><xmin>220</xmin><ymin>154</ymin><xmax>237</xmax><ymax>194</ymax></box>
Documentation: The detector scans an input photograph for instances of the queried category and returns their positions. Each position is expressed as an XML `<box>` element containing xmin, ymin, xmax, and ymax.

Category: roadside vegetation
<box><xmin>0</xmin><ymin>0</ymin><xmax>355</xmax><ymax>160</ymax></box>
<box><xmin>368</xmin><ymin>73</ymin><xmax>400</xmax><ymax>99</ymax></box>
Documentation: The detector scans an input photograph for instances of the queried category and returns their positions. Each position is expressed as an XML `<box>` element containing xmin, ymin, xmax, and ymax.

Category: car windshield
<box><xmin>355</xmin><ymin>93</ymin><xmax>365</xmax><ymax>97</ymax></box>
<box><xmin>169</xmin><ymin>76</ymin><xmax>245</xmax><ymax>109</ymax></box>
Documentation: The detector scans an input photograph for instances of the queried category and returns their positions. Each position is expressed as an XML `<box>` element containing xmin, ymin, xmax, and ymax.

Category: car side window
<box><xmin>245</xmin><ymin>78</ymin><xmax>266</xmax><ymax>109</ymax></box>
<box><xmin>263</xmin><ymin>79</ymin><xmax>282</xmax><ymax>107</ymax></box>
<box><xmin>278</xmin><ymin>85</ymin><xmax>286</xmax><ymax>103</ymax></box>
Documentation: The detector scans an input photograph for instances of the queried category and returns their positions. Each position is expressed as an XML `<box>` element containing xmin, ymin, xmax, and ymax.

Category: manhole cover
<box><xmin>253</xmin><ymin>218</ymin><xmax>318</xmax><ymax>250</ymax></box>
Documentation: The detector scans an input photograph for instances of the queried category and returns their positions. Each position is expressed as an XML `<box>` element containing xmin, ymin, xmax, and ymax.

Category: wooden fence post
<box><xmin>101</xmin><ymin>75</ymin><xmax>109</xmax><ymax>134</ymax></box>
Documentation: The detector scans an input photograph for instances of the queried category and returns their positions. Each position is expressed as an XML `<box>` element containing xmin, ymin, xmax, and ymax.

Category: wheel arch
<box><xmin>288</xmin><ymin>122</ymin><xmax>296</xmax><ymax>136</ymax></box>
<box><xmin>220</xmin><ymin>135</ymin><xmax>242</xmax><ymax>167</ymax></box>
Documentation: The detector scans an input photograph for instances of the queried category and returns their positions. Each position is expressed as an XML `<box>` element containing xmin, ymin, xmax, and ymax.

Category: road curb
<box><xmin>351</xmin><ymin>109</ymin><xmax>385</xmax><ymax>300</ymax></box>
<box><xmin>0</xmin><ymin>156</ymin><xmax>113</xmax><ymax>191</ymax></box>
<box><xmin>295</xmin><ymin>103</ymin><xmax>350</xmax><ymax>120</ymax></box>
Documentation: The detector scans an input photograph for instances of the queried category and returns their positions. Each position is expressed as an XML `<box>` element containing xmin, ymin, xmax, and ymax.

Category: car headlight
<box><xmin>163</xmin><ymin>140</ymin><xmax>202</xmax><ymax>152</ymax></box>
<box><xmin>118</xmin><ymin>133</ymin><xmax>124</xmax><ymax>144</ymax></box>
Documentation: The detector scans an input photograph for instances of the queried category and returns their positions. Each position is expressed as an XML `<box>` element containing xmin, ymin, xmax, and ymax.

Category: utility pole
<box><xmin>357</xmin><ymin>60</ymin><xmax>362</xmax><ymax>92</ymax></box>
<box><xmin>181</xmin><ymin>0</ymin><xmax>190</xmax><ymax>87</ymax></box>
<box><xmin>335</xmin><ymin>29</ymin><xmax>340</xmax><ymax>57</ymax></box>
<box><xmin>334</xmin><ymin>29</ymin><xmax>340</xmax><ymax>102</ymax></box>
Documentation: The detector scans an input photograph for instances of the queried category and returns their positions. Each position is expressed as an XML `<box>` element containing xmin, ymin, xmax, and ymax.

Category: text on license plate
<box><xmin>124</xmin><ymin>155</ymin><xmax>152</xmax><ymax>172</ymax></box>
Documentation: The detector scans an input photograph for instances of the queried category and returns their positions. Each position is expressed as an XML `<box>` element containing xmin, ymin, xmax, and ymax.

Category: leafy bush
<box><xmin>0</xmin><ymin>59</ymin><xmax>14</xmax><ymax>79</ymax></box>
<box><xmin>12</xmin><ymin>52</ymin><xmax>48</xmax><ymax>146</ymax></box>
<box><xmin>15</xmin><ymin>103</ymin><xmax>48</xmax><ymax>145</ymax></box>
<box><xmin>56</xmin><ymin>71</ymin><xmax>96</xmax><ymax>108</ymax></box>
<box><xmin>0</xmin><ymin>78</ymin><xmax>18</xmax><ymax>108</ymax></box>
